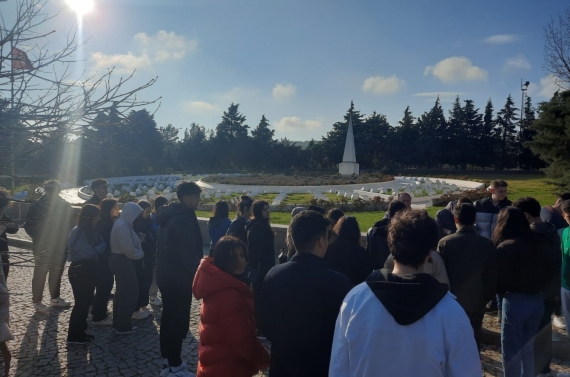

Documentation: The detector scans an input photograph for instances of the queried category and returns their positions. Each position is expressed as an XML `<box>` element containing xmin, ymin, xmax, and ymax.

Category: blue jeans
<box><xmin>501</xmin><ymin>293</ymin><xmax>544</xmax><ymax>377</ymax></box>
<box><xmin>562</xmin><ymin>287</ymin><xmax>570</xmax><ymax>336</ymax></box>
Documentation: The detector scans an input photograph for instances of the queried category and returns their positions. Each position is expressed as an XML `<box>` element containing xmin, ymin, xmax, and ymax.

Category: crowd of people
<box><xmin>0</xmin><ymin>178</ymin><xmax>568</xmax><ymax>376</ymax></box>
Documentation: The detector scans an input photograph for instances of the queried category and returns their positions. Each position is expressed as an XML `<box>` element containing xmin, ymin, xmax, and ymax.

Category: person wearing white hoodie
<box><xmin>330</xmin><ymin>210</ymin><xmax>481</xmax><ymax>377</ymax></box>
<box><xmin>109</xmin><ymin>202</ymin><xmax>143</xmax><ymax>334</ymax></box>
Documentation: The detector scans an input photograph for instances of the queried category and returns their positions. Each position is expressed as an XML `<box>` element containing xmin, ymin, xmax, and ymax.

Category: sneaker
<box><xmin>114</xmin><ymin>326</ymin><xmax>138</xmax><ymax>335</ymax></box>
<box><xmin>553</xmin><ymin>315</ymin><xmax>566</xmax><ymax>330</ymax></box>
<box><xmin>167</xmin><ymin>363</ymin><xmax>195</xmax><ymax>377</ymax></box>
<box><xmin>66</xmin><ymin>335</ymin><xmax>91</xmax><ymax>345</ymax></box>
<box><xmin>92</xmin><ymin>316</ymin><xmax>113</xmax><ymax>326</ymax></box>
<box><xmin>33</xmin><ymin>302</ymin><xmax>50</xmax><ymax>314</ymax></box>
<box><xmin>132</xmin><ymin>310</ymin><xmax>150</xmax><ymax>320</ymax></box>
<box><xmin>160</xmin><ymin>364</ymin><xmax>170</xmax><ymax>377</ymax></box>
<box><xmin>150</xmin><ymin>296</ymin><xmax>163</xmax><ymax>306</ymax></box>
<box><xmin>50</xmin><ymin>297</ymin><xmax>71</xmax><ymax>308</ymax></box>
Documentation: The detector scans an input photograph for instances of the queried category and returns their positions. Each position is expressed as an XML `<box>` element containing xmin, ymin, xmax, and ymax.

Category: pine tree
<box><xmin>416</xmin><ymin>98</ymin><xmax>446</xmax><ymax>168</ymax></box>
<box><xmin>518</xmin><ymin>96</ymin><xmax>544</xmax><ymax>170</ymax></box>
<box><xmin>251</xmin><ymin>115</ymin><xmax>275</xmax><ymax>144</ymax></box>
<box><xmin>496</xmin><ymin>95</ymin><xmax>519</xmax><ymax>170</ymax></box>
<box><xmin>215</xmin><ymin>103</ymin><xmax>249</xmax><ymax>142</ymax></box>
<box><xmin>394</xmin><ymin>106</ymin><xmax>420</xmax><ymax>168</ymax></box>
<box><xmin>462</xmin><ymin>99</ymin><xmax>483</xmax><ymax>168</ymax></box>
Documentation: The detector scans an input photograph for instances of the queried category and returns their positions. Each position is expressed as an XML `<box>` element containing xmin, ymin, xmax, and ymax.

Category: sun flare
<box><xmin>66</xmin><ymin>0</ymin><xmax>94</xmax><ymax>17</ymax></box>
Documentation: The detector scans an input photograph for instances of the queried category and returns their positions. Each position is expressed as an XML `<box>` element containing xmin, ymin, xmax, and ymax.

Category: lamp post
<box><xmin>521</xmin><ymin>80</ymin><xmax>530</xmax><ymax>121</ymax></box>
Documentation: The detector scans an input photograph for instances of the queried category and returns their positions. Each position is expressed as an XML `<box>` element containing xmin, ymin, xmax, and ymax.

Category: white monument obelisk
<box><xmin>338</xmin><ymin>113</ymin><xmax>359</xmax><ymax>175</ymax></box>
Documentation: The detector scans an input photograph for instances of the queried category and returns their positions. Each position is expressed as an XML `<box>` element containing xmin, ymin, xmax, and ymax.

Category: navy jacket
<box><xmin>260</xmin><ymin>253</ymin><xmax>352</xmax><ymax>377</ymax></box>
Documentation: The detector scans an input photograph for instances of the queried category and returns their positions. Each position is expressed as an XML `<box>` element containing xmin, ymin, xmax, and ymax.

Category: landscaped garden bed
<box><xmin>202</xmin><ymin>172</ymin><xmax>394</xmax><ymax>186</ymax></box>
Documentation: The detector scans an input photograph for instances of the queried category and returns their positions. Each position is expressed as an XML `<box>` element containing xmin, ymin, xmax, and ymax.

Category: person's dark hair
<box><xmin>43</xmin><ymin>179</ymin><xmax>60</xmax><ymax>190</ymax></box>
<box><xmin>252</xmin><ymin>200</ymin><xmax>269</xmax><ymax>220</ymax></box>
<box><xmin>0</xmin><ymin>187</ymin><xmax>10</xmax><ymax>209</ymax></box>
<box><xmin>100</xmin><ymin>198</ymin><xmax>118</xmax><ymax>222</ymax></box>
<box><xmin>176</xmin><ymin>181</ymin><xmax>202</xmax><ymax>201</ymax></box>
<box><xmin>457</xmin><ymin>197</ymin><xmax>473</xmax><ymax>205</ymax></box>
<box><xmin>213</xmin><ymin>200</ymin><xmax>229</xmax><ymax>218</ymax></box>
<box><xmin>213</xmin><ymin>236</ymin><xmax>247</xmax><ymax>275</ymax></box>
<box><xmin>238</xmin><ymin>195</ymin><xmax>253</xmax><ymax>213</ymax></box>
<box><xmin>77</xmin><ymin>204</ymin><xmax>100</xmax><ymax>244</ymax></box>
<box><xmin>137</xmin><ymin>200</ymin><xmax>152</xmax><ymax>211</ymax></box>
<box><xmin>453</xmin><ymin>203</ymin><xmax>476</xmax><ymax>226</ymax></box>
<box><xmin>154</xmin><ymin>196</ymin><xmax>168</xmax><ymax>210</ymax></box>
<box><xmin>90</xmin><ymin>178</ymin><xmax>108</xmax><ymax>190</ymax></box>
<box><xmin>561</xmin><ymin>200</ymin><xmax>570</xmax><ymax>214</ymax></box>
<box><xmin>308</xmin><ymin>205</ymin><xmax>326</xmax><ymax>214</ymax></box>
<box><xmin>388</xmin><ymin>210</ymin><xmax>439</xmax><ymax>269</ymax></box>
<box><xmin>398</xmin><ymin>192</ymin><xmax>411</xmax><ymax>200</ymax></box>
<box><xmin>290</xmin><ymin>210</ymin><xmax>330</xmax><ymax>254</ymax></box>
<box><xmin>327</xmin><ymin>208</ymin><xmax>344</xmax><ymax>226</ymax></box>
<box><xmin>491</xmin><ymin>179</ymin><xmax>508</xmax><ymax>189</ymax></box>
<box><xmin>512</xmin><ymin>197</ymin><xmax>541</xmax><ymax>218</ymax></box>
<box><xmin>387</xmin><ymin>200</ymin><xmax>407</xmax><ymax>218</ymax></box>
<box><xmin>558</xmin><ymin>193</ymin><xmax>570</xmax><ymax>202</ymax></box>
<box><xmin>492</xmin><ymin>207</ymin><xmax>532</xmax><ymax>245</ymax></box>
<box><xmin>334</xmin><ymin>216</ymin><xmax>361</xmax><ymax>246</ymax></box>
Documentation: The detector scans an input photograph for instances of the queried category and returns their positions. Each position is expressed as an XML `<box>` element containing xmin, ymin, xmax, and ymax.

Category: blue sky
<box><xmin>5</xmin><ymin>0</ymin><xmax>568</xmax><ymax>141</ymax></box>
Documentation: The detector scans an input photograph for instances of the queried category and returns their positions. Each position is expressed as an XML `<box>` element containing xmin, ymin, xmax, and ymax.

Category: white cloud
<box><xmin>424</xmin><ymin>57</ymin><xmax>488</xmax><ymax>83</ymax></box>
<box><xmin>528</xmin><ymin>76</ymin><xmax>561</xmax><ymax>100</ymax></box>
<box><xmin>484</xmin><ymin>34</ymin><xmax>518</xmax><ymax>44</ymax></box>
<box><xmin>272</xmin><ymin>84</ymin><xmax>297</xmax><ymax>100</ymax></box>
<box><xmin>413</xmin><ymin>92</ymin><xmax>466</xmax><ymax>101</ymax></box>
<box><xmin>274</xmin><ymin>117</ymin><xmax>322</xmax><ymax>132</ymax></box>
<box><xmin>362</xmin><ymin>75</ymin><xmax>405</xmax><ymax>94</ymax></box>
<box><xmin>91</xmin><ymin>30</ymin><xmax>197</xmax><ymax>73</ymax></box>
<box><xmin>504</xmin><ymin>54</ymin><xmax>531</xmax><ymax>70</ymax></box>
<box><xmin>182</xmin><ymin>101</ymin><xmax>219</xmax><ymax>114</ymax></box>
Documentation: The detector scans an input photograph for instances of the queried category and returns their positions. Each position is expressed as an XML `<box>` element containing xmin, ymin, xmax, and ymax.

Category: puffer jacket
<box><xmin>475</xmin><ymin>197</ymin><xmax>512</xmax><ymax>239</ymax></box>
<box><xmin>193</xmin><ymin>257</ymin><xmax>270</xmax><ymax>377</ymax></box>
<box><xmin>156</xmin><ymin>202</ymin><xmax>203</xmax><ymax>290</ymax></box>
<box><xmin>110</xmin><ymin>202</ymin><xmax>143</xmax><ymax>260</ymax></box>
<box><xmin>436</xmin><ymin>200</ymin><xmax>457</xmax><ymax>239</ymax></box>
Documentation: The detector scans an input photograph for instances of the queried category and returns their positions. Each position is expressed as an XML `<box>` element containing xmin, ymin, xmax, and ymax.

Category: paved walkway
<box><xmin>1</xmin><ymin>245</ymin><xmax>569</xmax><ymax>376</ymax></box>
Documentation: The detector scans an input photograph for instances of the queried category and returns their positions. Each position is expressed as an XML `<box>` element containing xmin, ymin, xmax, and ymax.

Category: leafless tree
<box><xmin>544</xmin><ymin>7</ymin><xmax>570</xmax><ymax>90</ymax></box>
<box><xmin>0</xmin><ymin>0</ymin><xmax>160</xmax><ymax>187</ymax></box>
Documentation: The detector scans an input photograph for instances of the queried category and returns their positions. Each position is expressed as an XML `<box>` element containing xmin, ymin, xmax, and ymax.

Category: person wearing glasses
<box><xmin>84</xmin><ymin>178</ymin><xmax>109</xmax><ymax>207</ymax></box>
<box><xmin>24</xmin><ymin>180</ymin><xmax>75</xmax><ymax>314</ymax></box>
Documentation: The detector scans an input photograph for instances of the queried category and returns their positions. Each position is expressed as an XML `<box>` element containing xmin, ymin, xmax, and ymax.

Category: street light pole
<box><xmin>521</xmin><ymin>79</ymin><xmax>529</xmax><ymax>122</ymax></box>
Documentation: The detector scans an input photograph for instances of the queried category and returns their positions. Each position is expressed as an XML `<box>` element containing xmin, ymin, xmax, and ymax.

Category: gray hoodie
<box><xmin>110</xmin><ymin>202</ymin><xmax>143</xmax><ymax>260</ymax></box>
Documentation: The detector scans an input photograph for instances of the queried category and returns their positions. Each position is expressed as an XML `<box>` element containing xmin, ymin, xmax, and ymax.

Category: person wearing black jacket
<box><xmin>132</xmin><ymin>200</ymin><xmax>158</xmax><ymax>319</ymax></box>
<box><xmin>435</xmin><ymin>197</ymin><xmax>473</xmax><ymax>239</ymax></box>
<box><xmin>260</xmin><ymin>210</ymin><xmax>352</xmax><ymax>377</ymax></box>
<box><xmin>324</xmin><ymin>216</ymin><xmax>371</xmax><ymax>286</ymax></box>
<box><xmin>366</xmin><ymin>200</ymin><xmax>406</xmax><ymax>270</ymax></box>
<box><xmin>24</xmin><ymin>180</ymin><xmax>74</xmax><ymax>314</ymax></box>
<box><xmin>91</xmin><ymin>198</ymin><xmax>119</xmax><ymax>325</ymax></box>
<box><xmin>494</xmin><ymin>207</ymin><xmax>553</xmax><ymax>377</ymax></box>
<box><xmin>513</xmin><ymin>197</ymin><xmax>562</xmax><ymax>377</ymax></box>
<box><xmin>226</xmin><ymin>195</ymin><xmax>253</xmax><ymax>245</ymax></box>
<box><xmin>245</xmin><ymin>200</ymin><xmax>275</xmax><ymax>286</ymax></box>
<box><xmin>156</xmin><ymin>182</ymin><xmax>203</xmax><ymax>377</ymax></box>
<box><xmin>0</xmin><ymin>188</ymin><xmax>18</xmax><ymax>280</ymax></box>
<box><xmin>437</xmin><ymin>202</ymin><xmax>497</xmax><ymax>351</ymax></box>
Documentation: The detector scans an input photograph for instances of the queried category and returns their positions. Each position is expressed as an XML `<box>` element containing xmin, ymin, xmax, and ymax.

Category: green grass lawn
<box><xmin>197</xmin><ymin>172</ymin><xmax>559</xmax><ymax>233</ymax></box>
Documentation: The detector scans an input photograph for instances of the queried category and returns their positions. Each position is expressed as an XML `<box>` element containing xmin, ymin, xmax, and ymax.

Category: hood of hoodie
<box><xmin>366</xmin><ymin>269</ymin><xmax>448</xmax><ymax>326</ymax></box>
<box><xmin>531</xmin><ymin>221</ymin><xmax>559</xmax><ymax>243</ymax></box>
<box><xmin>193</xmin><ymin>257</ymin><xmax>251</xmax><ymax>300</ymax></box>
<box><xmin>119</xmin><ymin>202</ymin><xmax>143</xmax><ymax>228</ymax></box>
<box><xmin>156</xmin><ymin>202</ymin><xmax>192</xmax><ymax>226</ymax></box>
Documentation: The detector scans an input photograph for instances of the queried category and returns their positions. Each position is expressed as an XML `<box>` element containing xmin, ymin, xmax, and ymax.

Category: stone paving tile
<box><xmin>3</xmin><ymin>245</ymin><xmax>569</xmax><ymax>377</ymax></box>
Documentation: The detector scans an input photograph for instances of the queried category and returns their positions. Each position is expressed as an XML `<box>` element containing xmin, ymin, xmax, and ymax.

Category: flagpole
<box><xmin>10</xmin><ymin>36</ymin><xmax>15</xmax><ymax>195</ymax></box>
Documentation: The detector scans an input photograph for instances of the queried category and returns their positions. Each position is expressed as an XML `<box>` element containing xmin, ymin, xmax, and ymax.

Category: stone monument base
<box><xmin>339</xmin><ymin>162</ymin><xmax>359</xmax><ymax>175</ymax></box>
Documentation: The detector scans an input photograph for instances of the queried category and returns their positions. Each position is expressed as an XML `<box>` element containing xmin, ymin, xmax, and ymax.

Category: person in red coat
<box><xmin>193</xmin><ymin>236</ymin><xmax>270</xmax><ymax>377</ymax></box>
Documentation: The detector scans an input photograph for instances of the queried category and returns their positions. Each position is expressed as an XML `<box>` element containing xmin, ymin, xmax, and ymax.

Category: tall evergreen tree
<box><xmin>462</xmin><ymin>99</ymin><xmax>483</xmax><ymax>169</ymax></box>
<box><xmin>495</xmin><ymin>95</ymin><xmax>519</xmax><ymax>170</ymax></box>
<box><xmin>394</xmin><ymin>106</ymin><xmax>420</xmax><ymax>168</ymax></box>
<box><xmin>251</xmin><ymin>115</ymin><xmax>275</xmax><ymax>144</ymax></box>
<box><xmin>416</xmin><ymin>98</ymin><xmax>446</xmax><ymax>168</ymax></box>
<box><xmin>518</xmin><ymin>96</ymin><xmax>544</xmax><ymax>170</ymax></box>
<box><xmin>215</xmin><ymin>103</ymin><xmax>249</xmax><ymax>142</ymax></box>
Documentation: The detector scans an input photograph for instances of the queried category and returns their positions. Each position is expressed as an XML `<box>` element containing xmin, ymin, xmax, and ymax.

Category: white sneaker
<box><xmin>33</xmin><ymin>302</ymin><xmax>50</xmax><ymax>314</ymax></box>
<box><xmin>553</xmin><ymin>315</ymin><xmax>566</xmax><ymax>329</ymax></box>
<box><xmin>92</xmin><ymin>316</ymin><xmax>113</xmax><ymax>326</ymax></box>
<box><xmin>50</xmin><ymin>297</ymin><xmax>71</xmax><ymax>308</ymax></box>
<box><xmin>150</xmin><ymin>296</ymin><xmax>163</xmax><ymax>306</ymax></box>
<box><xmin>131</xmin><ymin>310</ymin><xmax>150</xmax><ymax>320</ymax></box>
<box><xmin>167</xmin><ymin>363</ymin><xmax>195</xmax><ymax>377</ymax></box>
<box><xmin>160</xmin><ymin>364</ymin><xmax>170</xmax><ymax>377</ymax></box>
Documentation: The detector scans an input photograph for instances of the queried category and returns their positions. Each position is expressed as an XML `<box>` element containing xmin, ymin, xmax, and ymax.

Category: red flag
<box><xmin>11</xmin><ymin>47</ymin><xmax>33</xmax><ymax>70</ymax></box>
